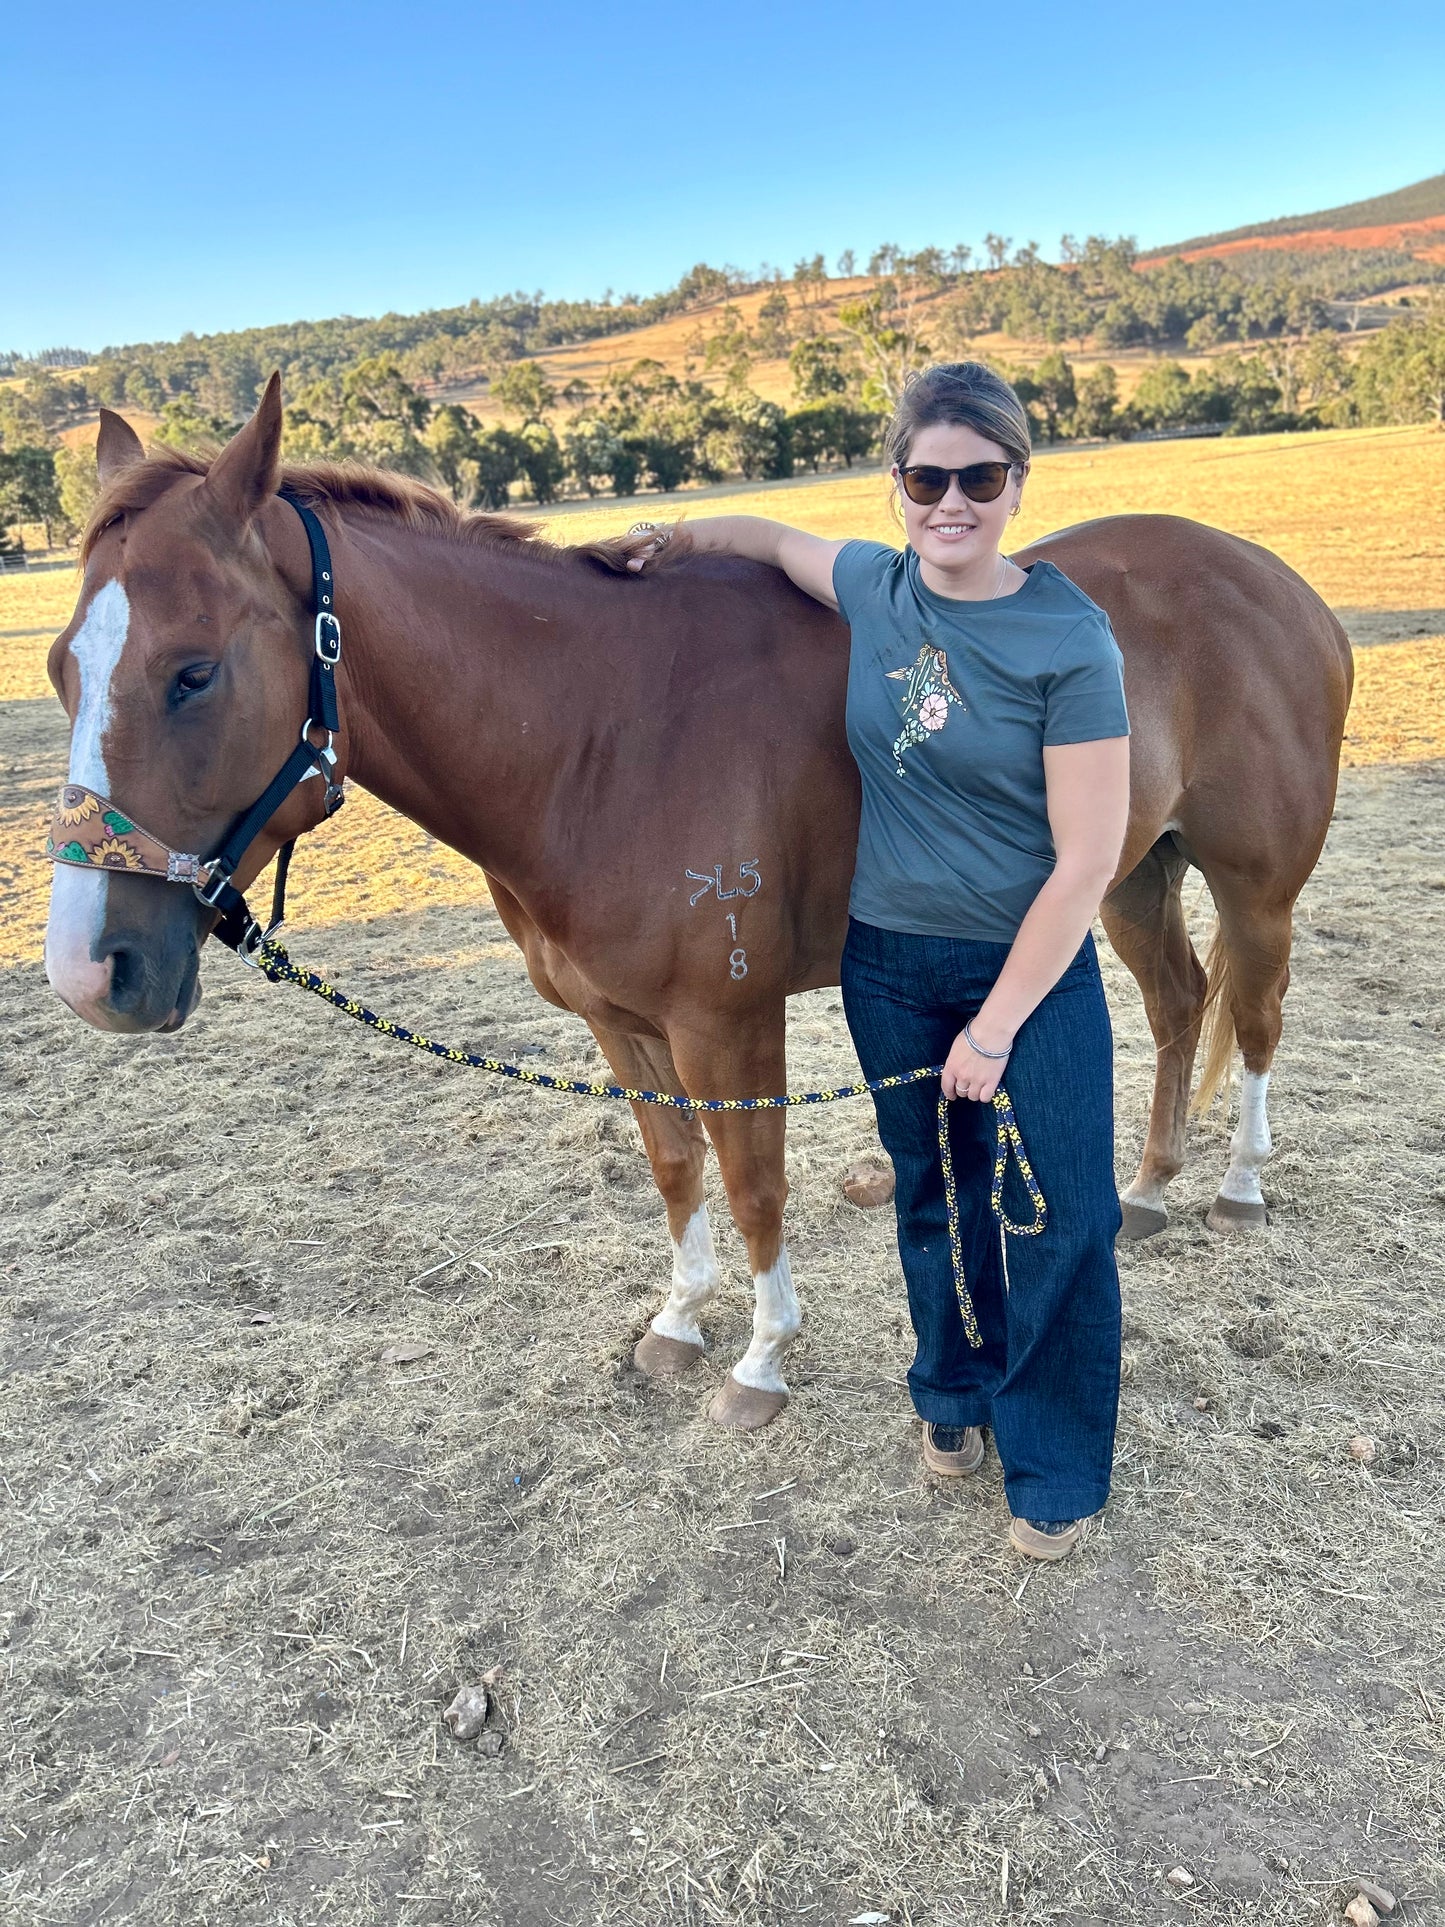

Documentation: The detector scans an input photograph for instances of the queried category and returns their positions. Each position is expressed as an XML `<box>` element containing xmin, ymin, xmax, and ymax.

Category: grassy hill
<box><xmin>435</xmin><ymin>277</ymin><xmax>876</xmax><ymax>418</ymax></box>
<box><xmin>441</xmin><ymin>299</ymin><xmax>1208</xmax><ymax>430</ymax></box>
<box><xmin>1155</xmin><ymin>171</ymin><xmax>1445</xmax><ymax>257</ymax></box>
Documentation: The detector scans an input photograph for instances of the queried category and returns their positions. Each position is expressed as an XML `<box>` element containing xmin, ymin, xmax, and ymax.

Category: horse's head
<box><xmin>45</xmin><ymin>375</ymin><xmax>334</xmax><ymax>1032</ymax></box>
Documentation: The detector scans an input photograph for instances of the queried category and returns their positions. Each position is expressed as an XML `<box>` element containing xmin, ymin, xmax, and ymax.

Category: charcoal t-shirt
<box><xmin>833</xmin><ymin>542</ymin><xmax>1129</xmax><ymax>943</ymax></box>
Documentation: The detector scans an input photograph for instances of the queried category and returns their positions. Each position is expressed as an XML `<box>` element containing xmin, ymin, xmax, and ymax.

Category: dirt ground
<box><xmin>3</xmin><ymin>676</ymin><xmax>1444</xmax><ymax>1924</ymax></box>
<box><xmin>4</xmin><ymin>422</ymin><xmax>1445</xmax><ymax>1923</ymax></box>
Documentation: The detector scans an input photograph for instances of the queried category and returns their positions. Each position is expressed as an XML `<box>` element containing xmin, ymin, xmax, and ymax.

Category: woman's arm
<box><xmin>941</xmin><ymin>736</ymin><xmax>1131</xmax><ymax>1102</ymax></box>
<box><xmin>623</xmin><ymin>515</ymin><xmax>845</xmax><ymax>610</ymax></box>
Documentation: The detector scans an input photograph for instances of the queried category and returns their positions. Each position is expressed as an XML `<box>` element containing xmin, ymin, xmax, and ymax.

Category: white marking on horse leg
<box><xmin>45</xmin><ymin>581</ymin><xmax>130</xmax><ymax>1007</ymax></box>
<box><xmin>1121</xmin><ymin>1172</ymin><xmax>1170</xmax><ymax>1214</ymax></box>
<box><xmin>649</xmin><ymin>1204</ymin><xmax>721</xmax><ymax>1348</ymax></box>
<box><xmin>1218</xmin><ymin>1069</ymin><xmax>1272</xmax><ymax>1205</ymax></box>
<box><xmin>730</xmin><ymin>1245</ymin><xmax>801</xmax><ymax>1394</ymax></box>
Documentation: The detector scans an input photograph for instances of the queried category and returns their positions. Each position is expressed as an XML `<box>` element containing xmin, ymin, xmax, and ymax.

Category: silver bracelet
<box><xmin>963</xmin><ymin>1020</ymin><xmax>1011</xmax><ymax>1061</ymax></box>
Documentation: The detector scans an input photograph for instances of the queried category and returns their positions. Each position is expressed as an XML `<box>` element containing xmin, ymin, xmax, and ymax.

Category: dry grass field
<box><xmin>537</xmin><ymin>419</ymin><xmax>1445</xmax><ymax>613</ymax></box>
<box><xmin>2</xmin><ymin>424</ymin><xmax>1443</xmax><ymax>1925</ymax></box>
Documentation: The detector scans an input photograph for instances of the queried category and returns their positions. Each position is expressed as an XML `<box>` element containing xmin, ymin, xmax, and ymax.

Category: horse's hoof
<box><xmin>708</xmin><ymin>1374</ymin><xmax>787</xmax><ymax>1431</ymax></box>
<box><xmin>1119</xmin><ymin>1199</ymin><xmax>1169</xmax><ymax>1242</ymax></box>
<box><xmin>843</xmin><ymin>1157</ymin><xmax>895</xmax><ymax>1208</ymax></box>
<box><xmin>634</xmin><ymin>1330</ymin><xmax>704</xmax><ymax>1377</ymax></box>
<box><xmin>1206</xmin><ymin>1195</ymin><xmax>1268</xmax><ymax>1233</ymax></box>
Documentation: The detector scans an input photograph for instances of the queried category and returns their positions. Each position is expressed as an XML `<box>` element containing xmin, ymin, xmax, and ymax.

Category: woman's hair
<box><xmin>884</xmin><ymin>361</ymin><xmax>1032</xmax><ymax>470</ymax></box>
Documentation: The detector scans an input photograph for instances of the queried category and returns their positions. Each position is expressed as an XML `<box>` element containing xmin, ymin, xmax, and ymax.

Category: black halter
<box><xmin>196</xmin><ymin>489</ymin><xmax>345</xmax><ymax>957</ymax></box>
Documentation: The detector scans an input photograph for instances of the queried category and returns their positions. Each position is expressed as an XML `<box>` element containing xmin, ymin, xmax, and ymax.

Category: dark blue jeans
<box><xmin>841</xmin><ymin>918</ymin><xmax>1122</xmax><ymax>1520</ymax></box>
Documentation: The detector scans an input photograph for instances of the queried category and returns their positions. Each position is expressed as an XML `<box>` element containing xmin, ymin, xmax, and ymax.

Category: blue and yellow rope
<box><xmin>256</xmin><ymin>937</ymin><xmax>1046</xmax><ymax>1349</ymax></box>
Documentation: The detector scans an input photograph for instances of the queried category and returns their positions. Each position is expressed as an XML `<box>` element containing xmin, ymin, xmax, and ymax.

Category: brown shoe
<box><xmin>1008</xmin><ymin>1515</ymin><xmax>1091</xmax><ymax>1562</ymax></box>
<box><xmin>921</xmin><ymin>1423</ymin><xmax>985</xmax><ymax>1476</ymax></box>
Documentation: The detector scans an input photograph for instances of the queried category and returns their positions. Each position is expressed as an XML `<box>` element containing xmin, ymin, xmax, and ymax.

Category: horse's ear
<box><xmin>96</xmin><ymin>410</ymin><xmax>145</xmax><ymax>484</ymax></box>
<box><xmin>201</xmin><ymin>371</ymin><xmax>284</xmax><ymax>525</ymax></box>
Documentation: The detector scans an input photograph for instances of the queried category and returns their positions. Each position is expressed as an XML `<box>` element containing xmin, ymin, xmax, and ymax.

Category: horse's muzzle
<box><xmin>104</xmin><ymin>926</ymin><xmax>203</xmax><ymax>1031</ymax></box>
<box><xmin>45</xmin><ymin>869</ymin><xmax>205</xmax><ymax>1033</ymax></box>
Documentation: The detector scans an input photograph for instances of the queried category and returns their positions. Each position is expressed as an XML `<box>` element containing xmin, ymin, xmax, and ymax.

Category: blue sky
<box><xmin>4</xmin><ymin>0</ymin><xmax>1442</xmax><ymax>353</ymax></box>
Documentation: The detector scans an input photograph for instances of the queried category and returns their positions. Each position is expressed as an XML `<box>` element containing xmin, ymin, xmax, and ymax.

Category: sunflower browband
<box><xmin>46</xmin><ymin>786</ymin><xmax>212</xmax><ymax>883</ymax></box>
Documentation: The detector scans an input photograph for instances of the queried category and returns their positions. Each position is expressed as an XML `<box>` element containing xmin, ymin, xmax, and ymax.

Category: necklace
<box><xmin>990</xmin><ymin>554</ymin><xmax>1013</xmax><ymax>599</ymax></box>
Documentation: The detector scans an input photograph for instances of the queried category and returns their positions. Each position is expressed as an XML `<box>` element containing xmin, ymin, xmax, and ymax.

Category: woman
<box><xmin>624</xmin><ymin>362</ymin><xmax>1129</xmax><ymax>1562</ymax></box>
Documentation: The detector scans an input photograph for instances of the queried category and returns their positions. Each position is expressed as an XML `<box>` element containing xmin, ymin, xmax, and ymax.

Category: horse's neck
<box><xmin>337</xmin><ymin>525</ymin><xmax>581</xmax><ymax>883</ymax></box>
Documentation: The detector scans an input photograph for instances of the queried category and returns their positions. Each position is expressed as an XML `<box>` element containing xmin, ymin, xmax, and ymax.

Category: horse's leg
<box><xmin>587</xmin><ymin>1023</ymin><xmax>719</xmax><ymax>1375</ymax></box>
<box><xmin>669</xmin><ymin>1019</ymin><xmax>797</xmax><ymax>1432</ymax></box>
<box><xmin>1100</xmin><ymin>836</ymin><xmax>1207</xmax><ymax>1240</ymax></box>
<box><xmin>1199</xmin><ymin>875</ymin><xmax>1295</xmax><ymax>1232</ymax></box>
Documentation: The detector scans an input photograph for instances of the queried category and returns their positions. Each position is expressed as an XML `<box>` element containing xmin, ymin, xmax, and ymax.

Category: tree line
<box><xmin>1006</xmin><ymin>314</ymin><xmax>1445</xmax><ymax>442</ymax></box>
<box><xmin>2</xmin><ymin>244</ymin><xmax>1443</xmax><ymax>553</ymax></box>
<box><xmin>8</xmin><ymin>231</ymin><xmax>1441</xmax><ymax>425</ymax></box>
<box><xmin>946</xmin><ymin>235</ymin><xmax>1443</xmax><ymax>350</ymax></box>
<box><xmin>276</xmin><ymin>344</ymin><xmax>882</xmax><ymax>507</ymax></box>
<box><xmin>2</xmin><ymin>261</ymin><xmax>781</xmax><ymax>424</ymax></box>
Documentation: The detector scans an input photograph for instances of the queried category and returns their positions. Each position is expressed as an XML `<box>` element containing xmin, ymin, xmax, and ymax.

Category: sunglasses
<box><xmin>898</xmin><ymin>461</ymin><xmax>1019</xmax><ymax>506</ymax></box>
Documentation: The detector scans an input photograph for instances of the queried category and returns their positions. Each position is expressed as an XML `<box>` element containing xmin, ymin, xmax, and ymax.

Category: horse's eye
<box><xmin>175</xmin><ymin>663</ymin><xmax>218</xmax><ymax>697</ymax></box>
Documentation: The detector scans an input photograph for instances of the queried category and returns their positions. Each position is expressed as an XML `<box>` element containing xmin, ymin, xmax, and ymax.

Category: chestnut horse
<box><xmin>43</xmin><ymin>379</ymin><xmax>1352</xmax><ymax>1429</ymax></box>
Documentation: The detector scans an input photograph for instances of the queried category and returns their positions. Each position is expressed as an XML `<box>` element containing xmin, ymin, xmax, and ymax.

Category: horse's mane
<box><xmin>81</xmin><ymin>442</ymin><xmax>648</xmax><ymax>572</ymax></box>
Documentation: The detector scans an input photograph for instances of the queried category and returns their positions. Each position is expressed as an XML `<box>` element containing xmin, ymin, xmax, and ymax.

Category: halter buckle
<box><xmin>194</xmin><ymin>864</ymin><xmax>233</xmax><ymax>909</ymax></box>
<box><xmin>315</xmin><ymin>612</ymin><xmax>341</xmax><ymax>664</ymax></box>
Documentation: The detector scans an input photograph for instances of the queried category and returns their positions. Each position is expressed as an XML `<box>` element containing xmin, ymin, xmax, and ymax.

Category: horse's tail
<box><xmin>1191</xmin><ymin>921</ymin><xmax>1236</xmax><ymax>1115</ymax></box>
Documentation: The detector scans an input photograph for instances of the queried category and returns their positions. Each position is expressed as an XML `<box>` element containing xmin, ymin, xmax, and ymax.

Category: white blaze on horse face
<box><xmin>44</xmin><ymin>580</ymin><xmax>131</xmax><ymax>1007</ymax></box>
<box><xmin>67</xmin><ymin>580</ymin><xmax>130</xmax><ymax>792</ymax></box>
<box><xmin>651</xmin><ymin>1204</ymin><xmax>721</xmax><ymax>1348</ymax></box>
<box><xmin>1218</xmin><ymin>1069</ymin><xmax>1272</xmax><ymax>1205</ymax></box>
<box><xmin>731</xmin><ymin>1245</ymin><xmax>802</xmax><ymax>1394</ymax></box>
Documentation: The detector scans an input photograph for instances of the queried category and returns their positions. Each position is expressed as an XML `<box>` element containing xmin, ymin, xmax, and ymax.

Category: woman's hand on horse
<box><xmin>941</xmin><ymin>1022</ymin><xmax>1013</xmax><ymax>1104</ymax></box>
<box><xmin>622</xmin><ymin>523</ymin><xmax>679</xmax><ymax>571</ymax></box>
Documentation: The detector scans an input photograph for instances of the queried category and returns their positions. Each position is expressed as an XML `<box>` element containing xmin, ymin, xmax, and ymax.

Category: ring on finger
<box><xmin>628</xmin><ymin>522</ymin><xmax>671</xmax><ymax>551</ymax></box>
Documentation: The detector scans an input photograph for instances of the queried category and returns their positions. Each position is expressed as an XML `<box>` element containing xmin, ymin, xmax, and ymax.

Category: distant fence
<box><xmin>0</xmin><ymin>554</ymin><xmax>73</xmax><ymax>573</ymax></box>
<box><xmin>1124</xmin><ymin>424</ymin><xmax>1227</xmax><ymax>443</ymax></box>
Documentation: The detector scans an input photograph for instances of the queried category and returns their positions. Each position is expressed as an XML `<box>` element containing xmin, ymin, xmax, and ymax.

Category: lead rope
<box><xmin>255</xmin><ymin>937</ymin><xmax>1047</xmax><ymax>1349</ymax></box>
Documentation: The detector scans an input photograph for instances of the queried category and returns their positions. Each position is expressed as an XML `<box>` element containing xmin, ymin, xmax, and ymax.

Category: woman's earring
<box><xmin>1010</xmin><ymin>499</ymin><xmax>1022</xmax><ymax>518</ymax></box>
